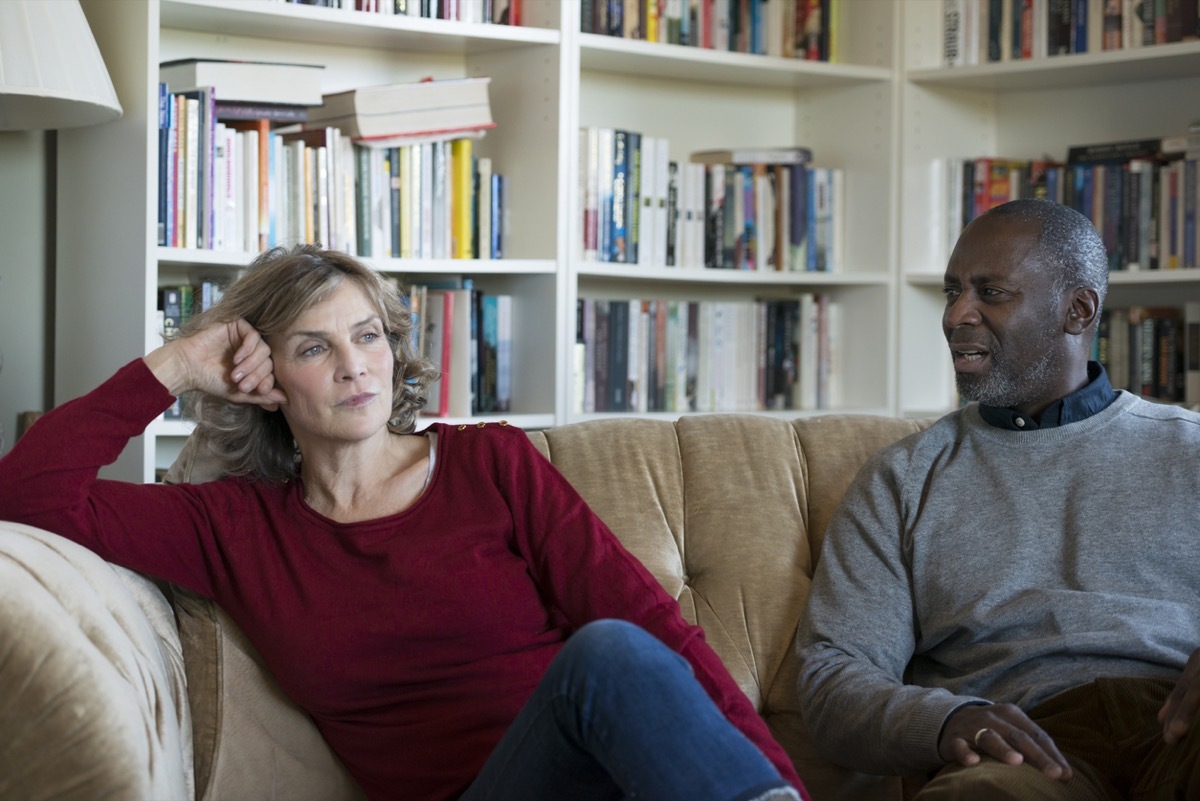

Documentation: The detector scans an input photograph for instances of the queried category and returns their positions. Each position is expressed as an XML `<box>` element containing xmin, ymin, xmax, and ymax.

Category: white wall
<box><xmin>0</xmin><ymin>130</ymin><xmax>52</xmax><ymax>455</ymax></box>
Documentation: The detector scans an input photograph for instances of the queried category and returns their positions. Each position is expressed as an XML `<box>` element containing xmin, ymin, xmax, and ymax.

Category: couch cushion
<box><xmin>163</xmin><ymin>437</ymin><xmax>365</xmax><ymax>801</ymax></box>
<box><xmin>171</xmin><ymin>586</ymin><xmax>366</xmax><ymax>801</ymax></box>
<box><xmin>529</xmin><ymin>414</ymin><xmax>930</xmax><ymax>801</ymax></box>
<box><xmin>0</xmin><ymin>522</ymin><xmax>192</xmax><ymax>801</ymax></box>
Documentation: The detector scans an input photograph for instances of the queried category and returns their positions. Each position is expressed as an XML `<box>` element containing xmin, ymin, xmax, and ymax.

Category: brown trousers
<box><xmin>914</xmin><ymin>678</ymin><xmax>1200</xmax><ymax>801</ymax></box>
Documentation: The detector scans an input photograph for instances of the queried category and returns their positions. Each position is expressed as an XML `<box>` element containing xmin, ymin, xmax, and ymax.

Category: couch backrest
<box><xmin>527</xmin><ymin>414</ymin><xmax>928</xmax><ymax>801</ymax></box>
<box><xmin>167</xmin><ymin>413</ymin><xmax>929</xmax><ymax>801</ymax></box>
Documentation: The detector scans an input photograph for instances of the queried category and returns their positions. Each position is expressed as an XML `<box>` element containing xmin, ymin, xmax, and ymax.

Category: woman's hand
<box><xmin>144</xmin><ymin>319</ymin><xmax>287</xmax><ymax>409</ymax></box>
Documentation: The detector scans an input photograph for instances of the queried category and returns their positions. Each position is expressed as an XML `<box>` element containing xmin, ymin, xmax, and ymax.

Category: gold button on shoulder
<box><xmin>476</xmin><ymin>421</ymin><xmax>487</xmax><ymax>428</ymax></box>
<box><xmin>498</xmin><ymin>420</ymin><xmax>509</xmax><ymax>426</ymax></box>
<box><xmin>457</xmin><ymin>424</ymin><xmax>467</xmax><ymax>431</ymax></box>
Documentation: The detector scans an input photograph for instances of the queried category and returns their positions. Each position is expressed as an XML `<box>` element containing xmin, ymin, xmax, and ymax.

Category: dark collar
<box><xmin>978</xmin><ymin>362</ymin><xmax>1118</xmax><ymax>431</ymax></box>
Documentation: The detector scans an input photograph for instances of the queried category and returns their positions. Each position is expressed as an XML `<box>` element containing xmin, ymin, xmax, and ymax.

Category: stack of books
<box><xmin>305</xmin><ymin>76</ymin><xmax>495</xmax><ymax>145</ymax></box>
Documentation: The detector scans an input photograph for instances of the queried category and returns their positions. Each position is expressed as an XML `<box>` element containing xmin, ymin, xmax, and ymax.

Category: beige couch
<box><xmin>0</xmin><ymin>413</ymin><xmax>929</xmax><ymax>801</ymax></box>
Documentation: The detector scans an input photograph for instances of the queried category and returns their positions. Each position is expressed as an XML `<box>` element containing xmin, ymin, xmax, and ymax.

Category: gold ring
<box><xmin>973</xmin><ymin>727</ymin><xmax>991</xmax><ymax>747</ymax></box>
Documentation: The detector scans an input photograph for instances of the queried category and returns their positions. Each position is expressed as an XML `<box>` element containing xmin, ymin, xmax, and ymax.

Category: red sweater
<box><xmin>0</xmin><ymin>359</ymin><xmax>805</xmax><ymax>800</ymax></box>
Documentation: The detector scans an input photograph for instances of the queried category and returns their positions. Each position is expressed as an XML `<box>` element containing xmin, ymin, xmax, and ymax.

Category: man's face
<box><xmin>942</xmin><ymin>216</ymin><xmax>1071</xmax><ymax>414</ymax></box>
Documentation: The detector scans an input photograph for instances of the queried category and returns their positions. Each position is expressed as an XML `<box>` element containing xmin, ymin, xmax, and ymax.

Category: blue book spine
<box><xmin>610</xmin><ymin>130</ymin><xmax>628</xmax><ymax>263</ymax></box>
<box><xmin>157</xmin><ymin>83</ymin><xmax>169</xmax><ymax>246</ymax></box>
<box><xmin>1071</xmin><ymin>0</ymin><xmax>1088</xmax><ymax>51</ymax></box>
<box><xmin>490</xmin><ymin>173</ymin><xmax>503</xmax><ymax>259</ymax></box>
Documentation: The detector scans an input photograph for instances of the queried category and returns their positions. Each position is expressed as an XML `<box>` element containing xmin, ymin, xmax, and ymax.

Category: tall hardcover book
<box><xmin>450</xmin><ymin>138</ymin><xmax>474</xmax><ymax>258</ymax></box>
<box><xmin>611</xmin><ymin>130</ymin><xmax>630</xmax><ymax>263</ymax></box>
<box><xmin>422</xmin><ymin>289</ymin><xmax>453</xmax><ymax>417</ymax></box>
<box><xmin>478</xmin><ymin>293</ymin><xmax>499</xmax><ymax>412</ymax></box>
<box><xmin>446</xmin><ymin>288</ymin><xmax>475</xmax><ymax>417</ymax></box>
<box><xmin>608</xmin><ymin>299</ymin><xmax>630</xmax><ymax>411</ymax></box>
<box><xmin>625</xmin><ymin>131</ymin><xmax>642</xmax><ymax>265</ymax></box>
<box><xmin>495</xmin><ymin>294</ymin><xmax>513</xmax><ymax>413</ymax></box>
<box><xmin>1186</xmin><ymin>300</ymin><xmax>1200</xmax><ymax>405</ymax></box>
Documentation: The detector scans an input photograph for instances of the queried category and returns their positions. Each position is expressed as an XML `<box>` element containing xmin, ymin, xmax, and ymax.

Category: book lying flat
<box><xmin>159</xmin><ymin>58</ymin><xmax>325</xmax><ymax>106</ymax></box>
<box><xmin>305</xmin><ymin>76</ymin><xmax>493</xmax><ymax>141</ymax></box>
<box><xmin>689</xmin><ymin>146</ymin><xmax>813</xmax><ymax>165</ymax></box>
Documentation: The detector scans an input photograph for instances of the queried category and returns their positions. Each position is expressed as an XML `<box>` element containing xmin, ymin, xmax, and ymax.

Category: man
<box><xmin>796</xmin><ymin>198</ymin><xmax>1200</xmax><ymax>799</ymax></box>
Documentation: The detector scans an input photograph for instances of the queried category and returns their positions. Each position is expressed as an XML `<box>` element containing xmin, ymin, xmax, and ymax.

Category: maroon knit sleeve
<box><xmin>0</xmin><ymin>358</ymin><xmax>224</xmax><ymax>592</ymax></box>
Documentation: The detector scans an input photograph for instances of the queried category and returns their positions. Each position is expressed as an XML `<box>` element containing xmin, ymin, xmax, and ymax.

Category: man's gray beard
<box><xmin>955</xmin><ymin>342</ymin><xmax>1061</xmax><ymax>408</ymax></box>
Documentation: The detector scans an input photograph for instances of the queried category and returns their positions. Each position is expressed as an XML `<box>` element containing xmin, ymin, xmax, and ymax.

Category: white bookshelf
<box><xmin>56</xmin><ymin>0</ymin><xmax>906</xmax><ymax>483</ymax></box>
<box><xmin>72</xmin><ymin>1</ymin><xmax>1200</xmax><ymax>476</ymax></box>
<box><xmin>569</xmin><ymin>1</ymin><xmax>901</xmax><ymax>422</ymax></box>
<box><xmin>897</xmin><ymin>0</ymin><xmax>1200</xmax><ymax>416</ymax></box>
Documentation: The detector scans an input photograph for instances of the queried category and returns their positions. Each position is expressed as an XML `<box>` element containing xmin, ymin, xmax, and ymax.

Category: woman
<box><xmin>0</xmin><ymin>244</ymin><xmax>805</xmax><ymax>801</ymax></box>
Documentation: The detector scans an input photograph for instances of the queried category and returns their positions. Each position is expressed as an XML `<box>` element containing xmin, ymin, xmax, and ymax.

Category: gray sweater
<box><xmin>796</xmin><ymin>391</ymin><xmax>1200</xmax><ymax>776</ymax></box>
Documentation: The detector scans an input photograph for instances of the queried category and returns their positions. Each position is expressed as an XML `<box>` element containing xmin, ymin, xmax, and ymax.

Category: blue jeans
<box><xmin>458</xmin><ymin>619</ymin><xmax>793</xmax><ymax>801</ymax></box>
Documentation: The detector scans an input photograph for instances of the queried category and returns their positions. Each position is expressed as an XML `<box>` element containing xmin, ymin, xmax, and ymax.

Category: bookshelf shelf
<box><xmin>909</xmin><ymin>269</ymin><xmax>1200</xmax><ymax>290</ymax></box>
<box><xmin>577</xmin><ymin>264</ymin><xmax>890</xmax><ymax>288</ymax></box>
<box><xmin>906</xmin><ymin>40</ymin><xmax>1200</xmax><ymax>91</ymax></box>
<box><xmin>162</xmin><ymin>0</ymin><xmax>560</xmax><ymax>50</ymax></box>
<box><xmin>1108</xmin><ymin>270</ymin><xmax>1200</xmax><ymax>286</ymax></box>
<box><xmin>579</xmin><ymin>33</ymin><xmax>891</xmax><ymax>88</ymax></box>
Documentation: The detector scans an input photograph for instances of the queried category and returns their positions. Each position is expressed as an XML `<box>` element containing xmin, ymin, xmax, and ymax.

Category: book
<box><xmin>159</xmin><ymin>58</ymin><xmax>325</xmax><ymax>106</ymax></box>
<box><xmin>477</xmin><ymin>156</ymin><xmax>494</xmax><ymax>259</ymax></box>
<box><xmin>478</xmin><ymin>294</ymin><xmax>499</xmax><ymax>412</ymax></box>
<box><xmin>451</xmin><ymin>138</ymin><xmax>473</xmax><ymax>258</ymax></box>
<box><xmin>227</xmin><ymin>118</ymin><xmax>272</xmax><ymax>251</ymax></box>
<box><xmin>306</xmin><ymin>76</ymin><xmax>495</xmax><ymax>141</ymax></box>
<box><xmin>689</xmin><ymin>146</ymin><xmax>814</xmax><ymax>166</ymax></box>
<box><xmin>495</xmin><ymin>294</ymin><xmax>513</xmax><ymax>412</ymax></box>
<box><xmin>490</xmin><ymin>172</ymin><xmax>504</xmax><ymax>260</ymax></box>
<box><xmin>611</xmin><ymin>130</ymin><xmax>630</xmax><ymax>263</ymax></box>
<box><xmin>157</xmin><ymin>83</ymin><xmax>171</xmax><ymax>246</ymax></box>
<box><xmin>446</xmin><ymin>288</ymin><xmax>475</xmax><ymax>417</ymax></box>
<box><xmin>1066</xmin><ymin>136</ymin><xmax>1185</xmax><ymax>164</ymax></box>
<box><xmin>1186</xmin><ymin>300</ymin><xmax>1200</xmax><ymax>405</ymax></box>
<box><xmin>422</xmin><ymin>289</ymin><xmax>452</xmax><ymax>417</ymax></box>
<box><xmin>212</xmin><ymin>100</ymin><xmax>310</xmax><ymax>123</ymax></box>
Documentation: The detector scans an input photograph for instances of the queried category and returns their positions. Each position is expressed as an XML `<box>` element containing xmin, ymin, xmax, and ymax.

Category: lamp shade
<box><xmin>0</xmin><ymin>0</ymin><xmax>122</xmax><ymax>131</ymax></box>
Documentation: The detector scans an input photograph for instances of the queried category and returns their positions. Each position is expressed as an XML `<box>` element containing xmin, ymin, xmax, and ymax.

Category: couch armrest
<box><xmin>0</xmin><ymin>522</ymin><xmax>193</xmax><ymax>801</ymax></box>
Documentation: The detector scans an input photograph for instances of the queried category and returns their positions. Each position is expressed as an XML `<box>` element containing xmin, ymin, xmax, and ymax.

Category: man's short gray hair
<box><xmin>983</xmin><ymin>198</ymin><xmax>1109</xmax><ymax>320</ymax></box>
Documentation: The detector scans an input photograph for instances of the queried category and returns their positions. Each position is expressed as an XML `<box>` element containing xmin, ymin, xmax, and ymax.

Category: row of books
<box><xmin>944</xmin><ymin>0</ymin><xmax>1200</xmax><ymax>67</ymax></box>
<box><xmin>356</xmin><ymin>138</ymin><xmax>505</xmax><ymax>260</ymax></box>
<box><xmin>1095</xmin><ymin>303</ymin><xmax>1200</xmax><ymax>405</ymax></box>
<box><xmin>580</xmin><ymin>130</ymin><xmax>843</xmax><ymax>271</ymax></box>
<box><xmin>159</xmin><ymin>280</ymin><xmax>228</xmax><ymax>419</ymax></box>
<box><xmin>574</xmin><ymin>294</ymin><xmax>840</xmax><ymax>414</ymax></box>
<box><xmin>274</xmin><ymin>0</ymin><xmax>523</xmax><ymax>25</ymax></box>
<box><xmin>157</xmin><ymin>85</ymin><xmax>505</xmax><ymax>259</ymax></box>
<box><xmin>937</xmin><ymin>135</ymin><xmax>1200</xmax><ymax>271</ymax></box>
<box><xmin>408</xmin><ymin>282</ymin><xmax>513</xmax><ymax>417</ymax></box>
<box><xmin>156</xmin><ymin>277</ymin><xmax>513</xmax><ymax>419</ymax></box>
<box><xmin>582</xmin><ymin>0</ymin><xmax>836</xmax><ymax>60</ymax></box>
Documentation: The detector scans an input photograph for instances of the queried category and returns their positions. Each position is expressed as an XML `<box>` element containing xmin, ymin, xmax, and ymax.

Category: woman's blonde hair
<box><xmin>180</xmin><ymin>244</ymin><xmax>438</xmax><ymax>483</ymax></box>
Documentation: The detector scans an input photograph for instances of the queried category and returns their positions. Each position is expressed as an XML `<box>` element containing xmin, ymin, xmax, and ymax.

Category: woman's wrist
<box><xmin>143</xmin><ymin>340</ymin><xmax>192</xmax><ymax>397</ymax></box>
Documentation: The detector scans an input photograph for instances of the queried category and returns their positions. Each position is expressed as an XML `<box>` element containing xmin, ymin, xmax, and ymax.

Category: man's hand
<box><xmin>939</xmin><ymin>703</ymin><xmax>1073</xmax><ymax>781</ymax></box>
<box><xmin>1160</xmin><ymin>647</ymin><xmax>1200</xmax><ymax>745</ymax></box>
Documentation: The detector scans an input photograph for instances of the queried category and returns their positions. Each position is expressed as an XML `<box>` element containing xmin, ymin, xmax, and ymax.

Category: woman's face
<box><xmin>269</xmin><ymin>280</ymin><xmax>395</xmax><ymax>449</ymax></box>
